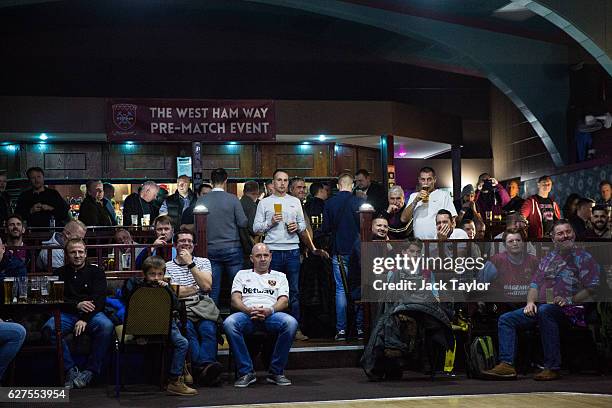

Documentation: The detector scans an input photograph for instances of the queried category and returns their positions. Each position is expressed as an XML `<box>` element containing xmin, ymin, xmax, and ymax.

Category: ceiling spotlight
<box><xmin>318</xmin><ymin>134</ymin><xmax>327</xmax><ymax>141</ymax></box>
<box><xmin>39</xmin><ymin>133</ymin><xmax>48</xmax><ymax>141</ymax></box>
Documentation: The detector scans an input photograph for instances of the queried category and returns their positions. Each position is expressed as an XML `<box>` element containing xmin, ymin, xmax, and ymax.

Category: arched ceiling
<box><xmin>1</xmin><ymin>0</ymin><xmax>609</xmax><ymax>166</ymax></box>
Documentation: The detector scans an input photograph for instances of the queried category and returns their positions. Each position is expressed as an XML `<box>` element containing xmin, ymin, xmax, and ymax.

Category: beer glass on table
<box><xmin>40</xmin><ymin>277</ymin><xmax>50</xmax><ymax>303</ymax></box>
<box><xmin>3</xmin><ymin>277</ymin><xmax>14</xmax><ymax>304</ymax></box>
<box><xmin>53</xmin><ymin>281</ymin><xmax>65</xmax><ymax>302</ymax></box>
<box><xmin>17</xmin><ymin>276</ymin><xmax>28</xmax><ymax>303</ymax></box>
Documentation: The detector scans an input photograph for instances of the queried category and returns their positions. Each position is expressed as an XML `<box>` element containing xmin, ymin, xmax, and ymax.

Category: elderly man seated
<box><xmin>37</xmin><ymin>220</ymin><xmax>87</xmax><ymax>270</ymax></box>
<box><xmin>223</xmin><ymin>243</ymin><xmax>298</xmax><ymax>388</ymax></box>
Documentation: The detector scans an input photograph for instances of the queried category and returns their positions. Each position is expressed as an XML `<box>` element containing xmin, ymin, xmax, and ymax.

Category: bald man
<box><xmin>223</xmin><ymin>243</ymin><xmax>298</xmax><ymax>388</ymax></box>
<box><xmin>37</xmin><ymin>220</ymin><xmax>87</xmax><ymax>270</ymax></box>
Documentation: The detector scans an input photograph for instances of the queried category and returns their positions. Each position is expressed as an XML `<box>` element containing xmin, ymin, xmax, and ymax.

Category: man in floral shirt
<box><xmin>483</xmin><ymin>220</ymin><xmax>600</xmax><ymax>381</ymax></box>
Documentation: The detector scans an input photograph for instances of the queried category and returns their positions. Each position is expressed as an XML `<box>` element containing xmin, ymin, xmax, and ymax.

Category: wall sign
<box><xmin>107</xmin><ymin>99</ymin><xmax>275</xmax><ymax>142</ymax></box>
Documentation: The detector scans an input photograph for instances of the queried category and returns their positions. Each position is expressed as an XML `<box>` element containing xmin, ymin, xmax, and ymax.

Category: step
<box><xmin>217</xmin><ymin>338</ymin><xmax>365</xmax><ymax>370</ymax></box>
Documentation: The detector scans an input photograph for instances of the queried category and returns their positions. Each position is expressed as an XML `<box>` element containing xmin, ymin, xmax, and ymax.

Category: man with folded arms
<box><xmin>42</xmin><ymin>238</ymin><xmax>113</xmax><ymax>389</ymax></box>
<box><xmin>224</xmin><ymin>243</ymin><xmax>297</xmax><ymax>388</ymax></box>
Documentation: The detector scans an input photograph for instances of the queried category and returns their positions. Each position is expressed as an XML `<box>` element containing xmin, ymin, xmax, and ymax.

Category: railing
<box><xmin>25</xmin><ymin>226</ymin><xmax>158</xmax><ymax>246</ymax></box>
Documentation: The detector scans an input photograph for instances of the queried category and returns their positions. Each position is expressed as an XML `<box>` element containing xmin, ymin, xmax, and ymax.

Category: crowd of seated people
<box><xmin>0</xmin><ymin>165</ymin><xmax>611</xmax><ymax>394</ymax></box>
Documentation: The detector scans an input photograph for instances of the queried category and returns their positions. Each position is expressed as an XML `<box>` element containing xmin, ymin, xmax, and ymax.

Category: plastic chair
<box><xmin>112</xmin><ymin>287</ymin><xmax>173</xmax><ymax>398</ymax></box>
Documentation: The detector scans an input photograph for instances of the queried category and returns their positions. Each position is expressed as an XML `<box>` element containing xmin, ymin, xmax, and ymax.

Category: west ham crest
<box><xmin>268</xmin><ymin>280</ymin><xmax>277</xmax><ymax>287</ymax></box>
<box><xmin>112</xmin><ymin>103</ymin><xmax>137</xmax><ymax>131</ymax></box>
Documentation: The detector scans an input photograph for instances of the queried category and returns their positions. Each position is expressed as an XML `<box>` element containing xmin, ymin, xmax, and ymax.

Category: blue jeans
<box><xmin>498</xmin><ymin>304</ymin><xmax>567</xmax><ymax>370</ymax></box>
<box><xmin>185</xmin><ymin>319</ymin><xmax>218</xmax><ymax>369</ymax></box>
<box><xmin>209</xmin><ymin>246</ymin><xmax>244</xmax><ymax>305</ymax></box>
<box><xmin>169</xmin><ymin>321</ymin><xmax>189</xmax><ymax>378</ymax></box>
<box><xmin>223</xmin><ymin>312</ymin><xmax>298</xmax><ymax>376</ymax></box>
<box><xmin>332</xmin><ymin>255</ymin><xmax>363</xmax><ymax>332</ymax></box>
<box><xmin>43</xmin><ymin>312</ymin><xmax>114</xmax><ymax>375</ymax></box>
<box><xmin>0</xmin><ymin>322</ymin><xmax>26</xmax><ymax>379</ymax></box>
<box><xmin>270</xmin><ymin>249</ymin><xmax>301</xmax><ymax>321</ymax></box>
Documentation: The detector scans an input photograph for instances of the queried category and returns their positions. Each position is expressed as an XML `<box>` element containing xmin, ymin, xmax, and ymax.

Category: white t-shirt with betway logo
<box><xmin>231</xmin><ymin>269</ymin><xmax>289</xmax><ymax>309</ymax></box>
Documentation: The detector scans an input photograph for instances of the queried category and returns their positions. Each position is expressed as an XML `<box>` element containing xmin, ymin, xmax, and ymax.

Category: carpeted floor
<box><xmin>64</xmin><ymin>368</ymin><xmax>612</xmax><ymax>407</ymax></box>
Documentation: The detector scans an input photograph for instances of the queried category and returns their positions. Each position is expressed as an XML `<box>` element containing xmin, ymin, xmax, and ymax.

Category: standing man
<box><xmin>354</xmin><ymin>169</ymin><xmax>387</xmax><ymax>214</ymax></box>
<box><xmin>521</xmin><ymin>175</ymin><xmax>561</xmax><ymax>239</ymax></box>
<box><xmin>160</xmin><ymin>175</ymin><xmax>196</xmax><ymax>232</ymax></box>
<box><xmin>384</xmin><ymin>186</ymin><xmax>410</xmax><ymax>240</ymax></box>
<box><xmin>483</xmin><ymin>221</ymin><xmax>600</xmax><ymax>381</ymax></box>
<box><xmin>199</xmin><ymin>168</ymin><xmax>247</xmax><ymax>305</ymax></box>
<box><xmin>240</xmin><ymin>180</ymin><xmax>260</xmax><ymax>239</ymax></box>
<box><xmin>599</xmin><ymin>180</ymin><xmax>611</xmax><ymax>207</ymax></box>
<box><xmin>321</xmin><ymin>173</ymin><xmax>364</xmax><ymax>341</ymax></box>
<box><xmin>253</xmin><ymin>169</ymin><xmax>326</xmax><ymax>341</ymax></box>
<box><xmin>165</xmin><ymin>229</ymin><xmax>223</xmax><ymax>386</ymax></box>
<box><xmin>403</xmin><ymin>167</ymin><xmax>457</xmax><ymax>239</ymax></box>
<box><xmin>503</xmin><ymin>180</ymin><xmax>525</xmax><ymax>214</ymax></box>
<box><xmin>568</xmin><ymin>198</ymin><xmax>594</xmax><ymax>239</ymax></box>
<box><xmin>122</xmin><ymin>181</ymin><xmax>159</xmax><ymax>226</ymax></box>
<box><xmin>78</xmin><ymin>180</ymin><xmax>114</xmax><ymax>227</ymax></box>
<box><xmin>224</xmin><ymin>243</ymin><xmax>298</xmax><ymax>387</ymax></box>
<box><xmin>15</xmin><ymin>167</ymin><xmax>69</xmax><ymax>227</ymax></box>
<box><xmin>102</xmin><ymin>182</ymin><xmax>118</xmax><ymax>225</ymax></box>
<box><xmin>42</xmin><ymin>238</ymin><xmax>114</xmax><ymax>389</ymax></box>
<box><xmin>475</xmin><ymin>173</ymin><xmax>510</xmax><ymax>218</ymax></box>
<box><xmin>304</xmin><ymin>182</ymin><xmax>328</xmax><ymax>244</ymax></box>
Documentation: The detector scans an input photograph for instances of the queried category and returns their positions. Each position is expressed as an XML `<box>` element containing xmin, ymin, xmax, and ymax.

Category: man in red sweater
<box><xmin>521</xmin><ymin>175</ymin><xmax>561</xmax><ymax>239</ymax></box>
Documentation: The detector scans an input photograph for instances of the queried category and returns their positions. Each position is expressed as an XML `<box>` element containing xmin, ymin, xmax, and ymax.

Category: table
<box><xmin>2</xmin><ymin>302</ymin><xmax>74</xmax><ymax>386</ymax></box>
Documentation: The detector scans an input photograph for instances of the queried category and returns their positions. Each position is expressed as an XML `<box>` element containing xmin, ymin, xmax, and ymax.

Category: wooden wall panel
<box><xmin>356</xmin><ymin>147</ymin><xmax>381</xmax><ymax>182</ymax></box>
<box><xmin>200</xmin><ymin>144</ymin><xmax>255</xmax><ymax>179</ymax></box>
<box><xmin>490</xmin><ymin>87</ymin><xmax>555</xmax><ymax>181</ymax></box>
<box><xmin>261</xmin><ymin>144</ymin><xmax>329</xmax><ymax>178</ymax></box>
<box><xmin>24</xmin><ymin>144</ymin><xmax>102</xmax><ymax>180</ymax></box>
<box><xmin>334</xmin><ymin>144</ymin><xmax>356</xmax><ymax>176</ymax></box>
<box><xmin>108</xmin><ymin>144</ymin><xmax>186</xmax><ymax>180</ymax></box>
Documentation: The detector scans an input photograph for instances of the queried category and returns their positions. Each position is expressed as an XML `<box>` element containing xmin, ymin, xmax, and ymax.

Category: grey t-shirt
<box><xmin>199</xmin><ymin>189</ymin><xmax>247</xmax><ymax>249</ymax></box>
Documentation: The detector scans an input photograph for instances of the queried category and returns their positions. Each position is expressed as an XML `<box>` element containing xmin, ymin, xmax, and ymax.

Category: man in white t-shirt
<box><xmin>223</xmin><ymin>243</ymin><xmax>298</xmax><ymax>388</ymax></box>
<box><xmin>403</xmin><ymin>167</ymin><xmax>457</xmax><ymax>239</ymax></box>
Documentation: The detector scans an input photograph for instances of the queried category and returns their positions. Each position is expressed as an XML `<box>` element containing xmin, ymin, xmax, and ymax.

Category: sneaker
<box><xmin>234</xmin><ymin>372</ymin><xmax>257</xmax><ymax>388</ymax></box>
<box><xmin>167</xmin><ymin>377</ymin><xmax>198</xmax><ymax>396</ymax></box>
<box><xmin>198</xmin><ymin>362</ymin><xmax>223</xmax><ymax>386</ymax></box>
<box><xmin>294</xmin><ymin>330</ymin><xmax>309</xmax><ymax>341</ymax></box>
<box><xmin>266</xmin><ymin>374</ymin><xmax>292</xmax><ymax>386</ymax></box>
<box><xmin>334</xmin><ymin>330</ymin><xmax>346</xmax><ymax>341</ymax></box>
<box><xmin>183</xmin><ymin>363</ymin><xmax>193</xmax><ymax>385</ymax></box>
<box><xmin>481</xmin><ymin>362</ymin><xmax>517</xmax><ymax>380</ymax></box>
<box><xmin>357</xmin><ymin>329</ymin><xmax>365</xmax><ymax>340</ymax></box>
<box><xmin>533</xmin><ymin>368</ymin><xmax>561</xmax><ymax>381</ymax></box>
<box><xmin>73</xmin><ymin>370</ymin><xmax>94</xmax><ymax>389</ymax></box>
<box><xmin>64</xmin><ymin>367</ymin><xmax>80</xmax><ymax>389</ymax></box>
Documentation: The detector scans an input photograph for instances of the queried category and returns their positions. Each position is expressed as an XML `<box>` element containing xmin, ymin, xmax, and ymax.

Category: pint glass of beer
<box><xmin>3</xmin><ymin>277</ymin><xmax>14</xmax><ymax>304</ymax></box>
<box><xmin>274</xmin><ymin>203</ymin><xmax>282</xmax><ymax>215</ymax></box>
<box><xmin>53</xmin><ymin>281</ymin><xmax>65</xmax><ymax>302</ymax></box>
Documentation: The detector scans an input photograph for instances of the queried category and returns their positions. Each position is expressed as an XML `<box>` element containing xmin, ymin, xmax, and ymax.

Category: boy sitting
<box><xmin>121</xmin><ymin>256</ymin><xmax>197</xmax><ymax>396</ymax></box>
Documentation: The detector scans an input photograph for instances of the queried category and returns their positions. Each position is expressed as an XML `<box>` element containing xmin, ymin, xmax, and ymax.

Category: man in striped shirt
<box><xmin>165</xmin><ymin>229</ymin><xmax>222</xmax><ymax>386</ymax></box>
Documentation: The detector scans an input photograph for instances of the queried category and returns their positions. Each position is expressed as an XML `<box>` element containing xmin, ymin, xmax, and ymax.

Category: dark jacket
<box><xmin>0</xmin><ymin>251</ymin><xmax>27</xmax><ymax>280</ymax></box>
<box><xmin>78</xmin><ymin>195</ymin><xmax>113</xmax><ymax>227</ymax></box>
<box><xmin>165</xmin><ymin>190</ymin><xmax>196</xmax><ymax>231</ymax></box>
<box><xmin>321</xmin><ymin>191</ymin><xmax>363</xmax><ymax>255</ymax></box>
<box><xmin>122</xmin><ymin>193</ymin><xmax>159</xmax><ymax>226</ymax></box>
<box><xmin>58</xmin><ymin>263</ymin><xmax>107</xmax><ymax>322</ymax></box>
<box><xmin>239</xmin><ymin>195</ymin><xmax>259</xmax><ymax>236</ymax></box>
<box><xmin>521</xmin><ymin>195</ymin><xmax>561</xmax><ymax>239</ymax></box>
<box><xmin>360</xmin><ymin>302</ymin><xmax>453</xmax><ymax>379</ymax></box>
<box><xmin>15</xmin><ymin>187</ymin><xmax>69</xmax><ymax>227</ymax></box>
<box><xmin>569</xmin><ymin>214</ymin><xmax>589</xmax><ymax>240</ymax></box>
<box><xmin>355</xmin><ymin>181</ymin><xmax>387</xmax><ymax>214</ymax></box>
<box><xmin>121</xmin><ymin>277</ymin><xmax>179</xmax><ymax>312</ymax></box>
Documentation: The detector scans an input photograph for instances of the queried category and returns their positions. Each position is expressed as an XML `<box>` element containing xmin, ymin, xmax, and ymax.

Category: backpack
<box><xmin>465</xmin><ymin>336</ymin><xmax>496</xmax><ymax>378</ymax></box>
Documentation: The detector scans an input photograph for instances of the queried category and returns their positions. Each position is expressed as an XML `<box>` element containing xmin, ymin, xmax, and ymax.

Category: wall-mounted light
<box><xmin>318</xmin><ymin>134</ymin><xmax>327</xmax><ymax>141</ymax></box>
<box><xmin>229</xmin><ymin>141</ymin><xmax>237</xmax><ymax>145</ymax></box>
<box><xmin>398</xmin><ymin>152</ymin><xmax>407</xmax><ymax>157</ymax></box>
<box><xmin>39</xmin><ymin>133</ymin><xmax>48</xmax><ymax>141</ymax></box>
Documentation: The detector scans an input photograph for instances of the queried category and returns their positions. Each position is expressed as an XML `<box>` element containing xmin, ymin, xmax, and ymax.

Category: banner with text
<box><xmin>107</xmin><ymin>99</ymin><xmax>275</xmax><ymax>142</ymax></box>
